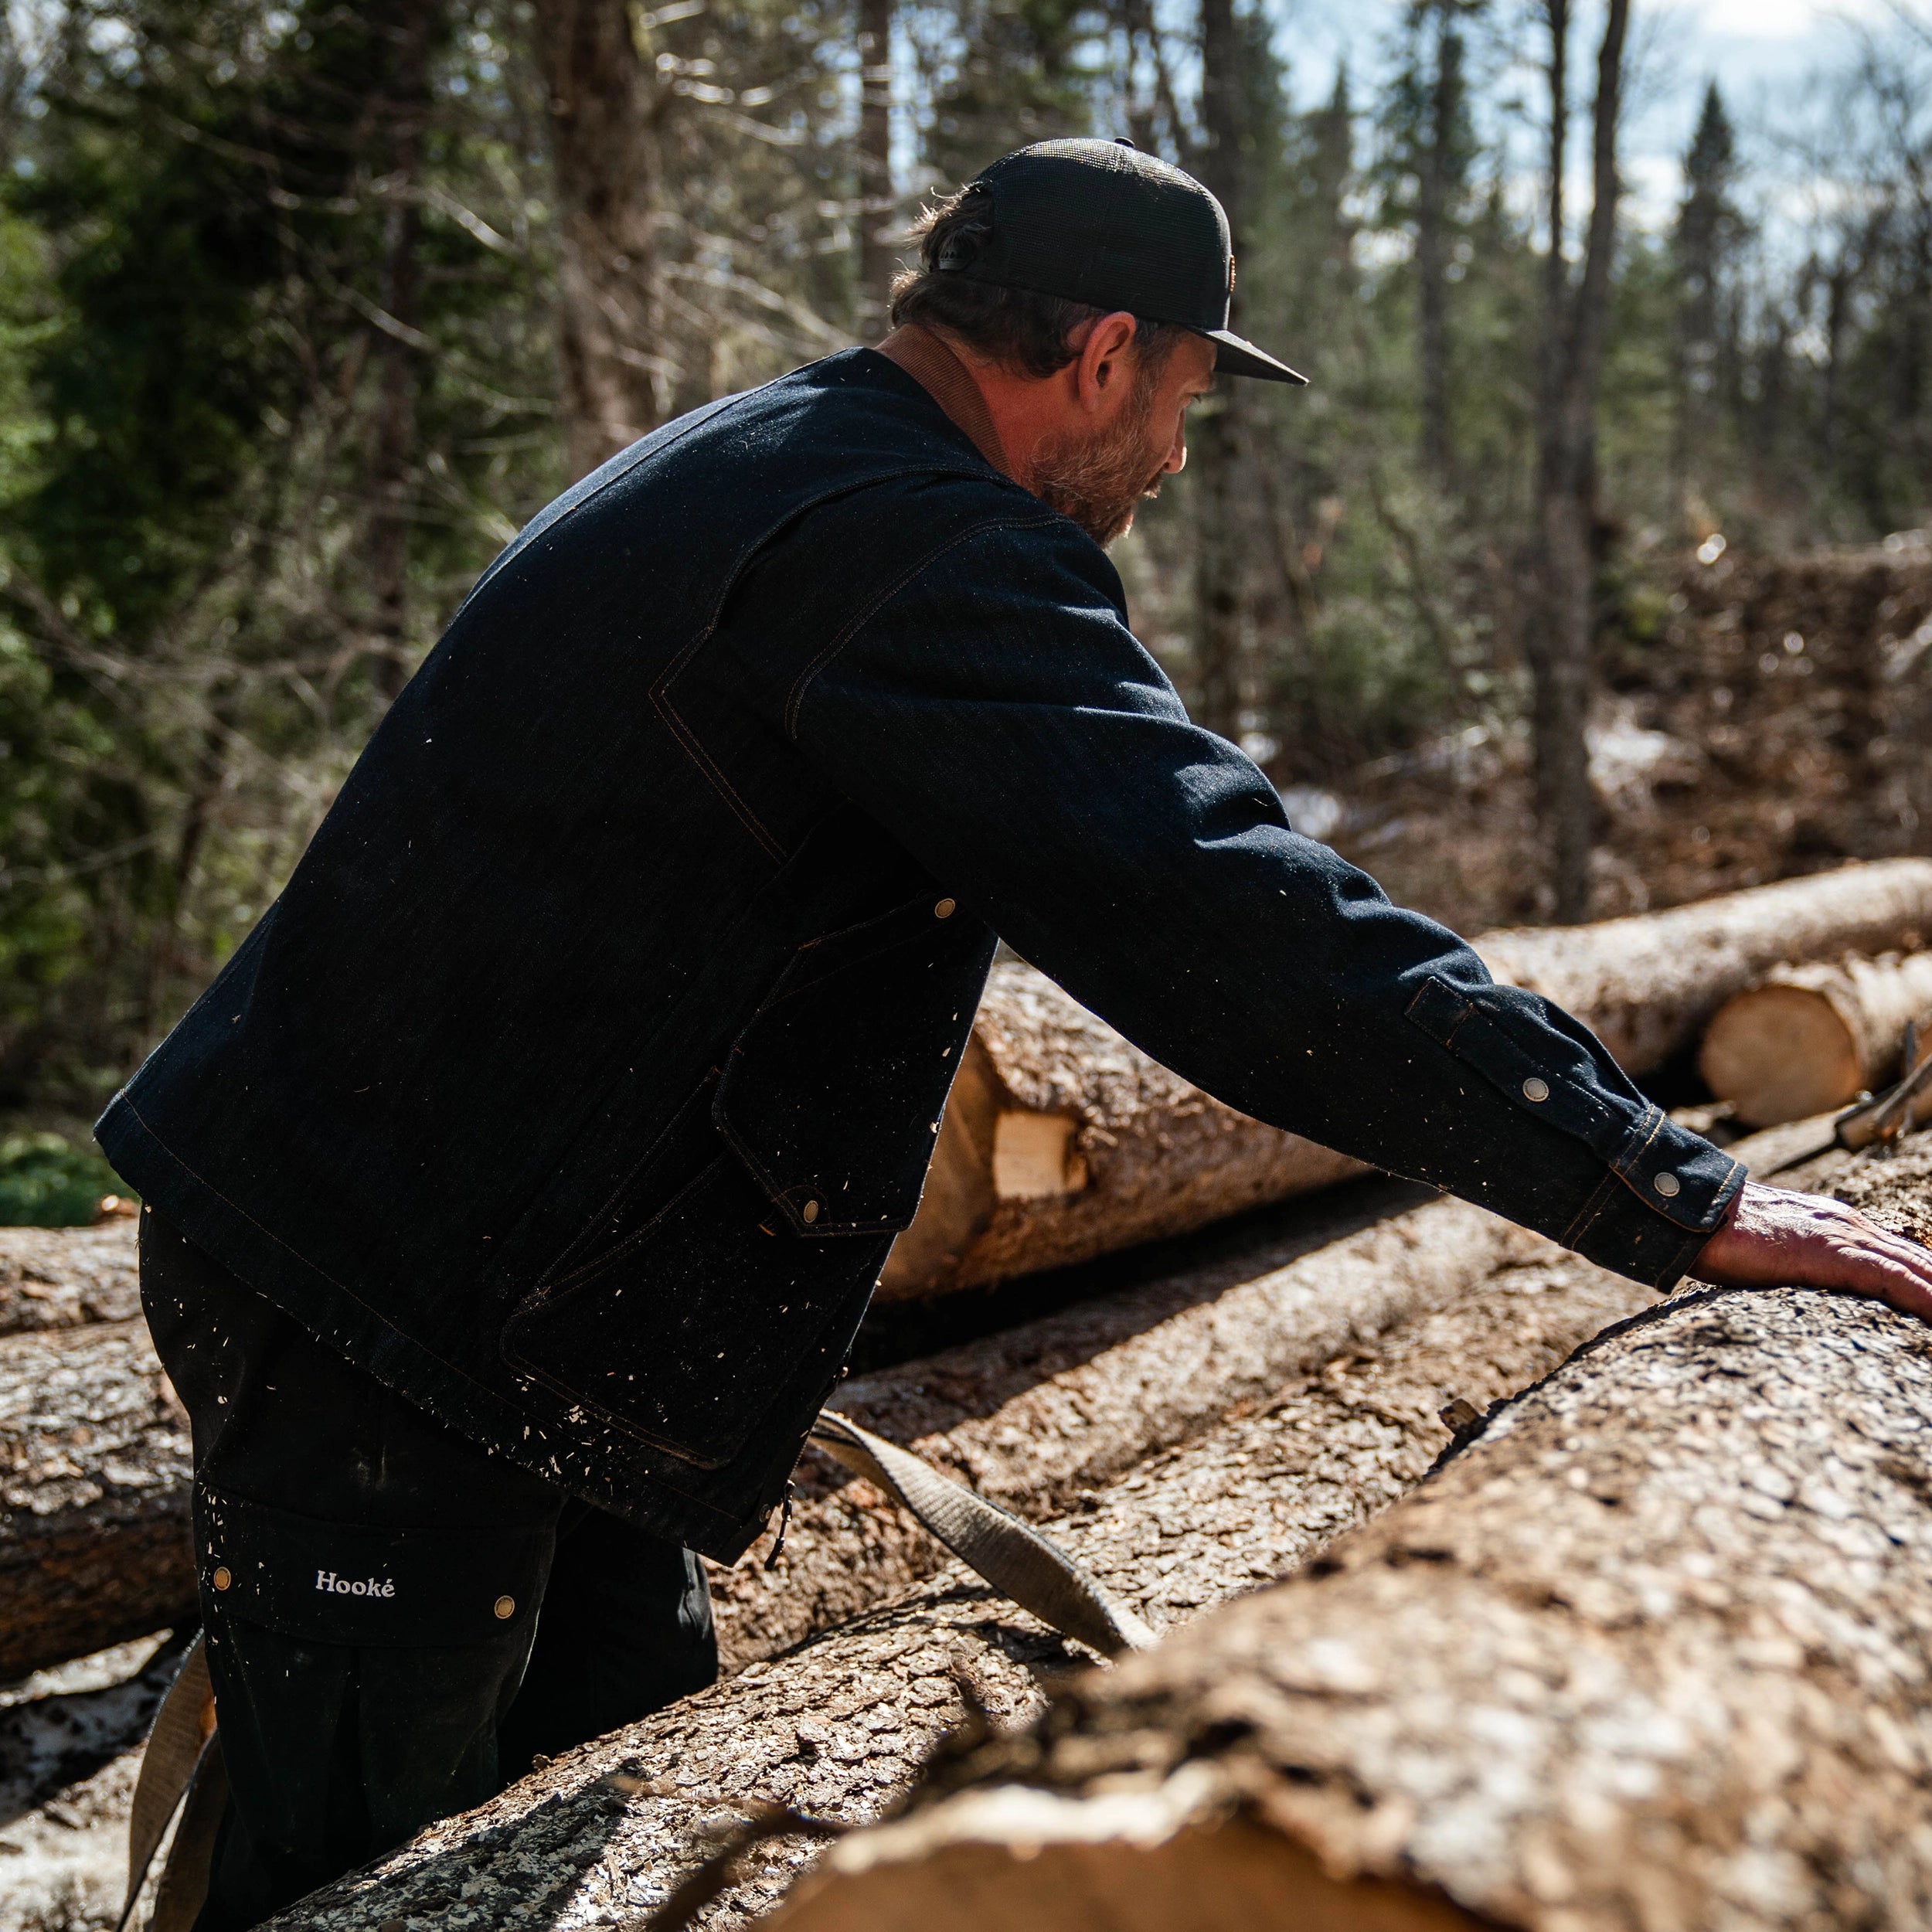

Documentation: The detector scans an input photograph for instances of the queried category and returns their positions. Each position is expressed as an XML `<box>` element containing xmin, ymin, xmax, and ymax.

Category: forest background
<box><xmin>2</xmin><ymin>0</ymin><xmax>1931</xmax><ymax>1202</ymax></box>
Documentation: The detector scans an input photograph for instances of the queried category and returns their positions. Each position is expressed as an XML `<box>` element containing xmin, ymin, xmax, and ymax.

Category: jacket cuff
<box><xmin>1560</xmin><ymin>1110</ymin><xmax>1746</xmax><ymax>1289</ymax></box>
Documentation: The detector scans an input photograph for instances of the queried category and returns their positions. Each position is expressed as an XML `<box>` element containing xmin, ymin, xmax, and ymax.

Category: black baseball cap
<box><xmin>935</xmin><ymin>138</ymin><xmax>1307</xmax><ymax>385</ymax></box>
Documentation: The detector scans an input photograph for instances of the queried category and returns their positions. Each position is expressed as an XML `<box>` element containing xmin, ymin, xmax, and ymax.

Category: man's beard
<box><xmin>1029</xmin><ymin>366</ymin><xmax>1168</xmax><ymax>547</ymax></box>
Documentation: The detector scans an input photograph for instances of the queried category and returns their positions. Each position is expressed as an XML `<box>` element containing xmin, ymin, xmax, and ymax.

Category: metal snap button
<box><xmin>801</xmin><ymin>1199</ymin><xmax>821</xmax><ymax>1225</ymax></box>
<box><xmin>494</xmin><ymin>1595</ymin><xmax>517</xmax><ymax>1621</ymax></box>
<box><xmin>1522</xmin><ymin>1077</ymin><xmax>1550</xmax><ymax>1103</ymax></box>
<box><xmin>211</xmin><ymin>1565</ymin><xmax>232</xmax><ymax>1592</ymax></box>
<box><xmin>1653</xmin><ymin>1172</ymin><xmax>1682</xmax><ymax>1198</ymax></box>
<box><xmin>934</xmin><ymin>898</ymin><xmax>956</xmax><ymax>919</ymax></box>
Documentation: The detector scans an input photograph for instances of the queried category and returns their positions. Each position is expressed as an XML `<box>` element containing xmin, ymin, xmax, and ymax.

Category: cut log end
<box><xmin>1696</xmin><ymin>982</ymin><xmax>1863</xmax><ymax>1126</ymax></box>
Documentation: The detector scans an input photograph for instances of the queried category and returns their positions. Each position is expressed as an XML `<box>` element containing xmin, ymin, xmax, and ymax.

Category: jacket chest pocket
<box><xmin>502</xmin><ymin>891</ymin><xmax>995</xmax><ymax>1469</ymax></box>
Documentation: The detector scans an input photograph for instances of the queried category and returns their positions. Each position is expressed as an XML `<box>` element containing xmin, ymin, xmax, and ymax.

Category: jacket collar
<box><xmin>873</xmin><ymin>325</ymin><xmax>1013</xmax><ymax>480</ymax></box>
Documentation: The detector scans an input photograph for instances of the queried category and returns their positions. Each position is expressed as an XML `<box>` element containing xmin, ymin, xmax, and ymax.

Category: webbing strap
<box><xmin>808</xmin><ymin>1410</ymin><xmax>1155</xmax><ymax>1658</ymax></box>
<box><xmin>119</xmin><ymin>1634</ymin><xmax>216</xmax><ymax>1930</ymax></box>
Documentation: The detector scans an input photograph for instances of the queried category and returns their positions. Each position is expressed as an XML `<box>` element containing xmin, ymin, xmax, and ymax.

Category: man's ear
<box><xmin>1075</xmin><ymin>311</ymin><xmax>1142</xmax><ymax>414</ymax></box>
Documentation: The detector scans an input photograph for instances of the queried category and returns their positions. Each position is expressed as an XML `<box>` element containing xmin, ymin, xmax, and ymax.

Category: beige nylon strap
<box><xmin>808</xmin><ymin>1410</ymin><xmax>1155</xmax><ymax>1658</ymax></box>
<box><xmin>120</xmin><ymin>1634</ymin><xmax>219</xmax><ymax>1930</ymax></box>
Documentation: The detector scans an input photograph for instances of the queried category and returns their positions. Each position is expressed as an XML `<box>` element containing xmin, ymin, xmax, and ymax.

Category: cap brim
<box><xmin>1206</xmin><ymin>328</ymin><xmax>1308</xmax><ymax>385</ymax></box>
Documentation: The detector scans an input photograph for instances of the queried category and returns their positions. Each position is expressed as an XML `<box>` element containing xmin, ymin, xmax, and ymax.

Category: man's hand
<box><xmin>1695</xmin><ymin>1180</ymin><xmax>1932</xmax><ymax>1321</ymax></box>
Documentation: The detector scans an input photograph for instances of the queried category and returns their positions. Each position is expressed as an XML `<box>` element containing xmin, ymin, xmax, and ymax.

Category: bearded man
<box><xmin>100</xmin><ymin>139</ymin><xmax>1932</xmax><ymax>1929</ymax></box>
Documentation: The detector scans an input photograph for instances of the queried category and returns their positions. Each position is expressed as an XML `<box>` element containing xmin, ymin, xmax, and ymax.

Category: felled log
<box><xmin>887</xmin><ymin>862</ymin><xmax>1932</xmax><ymax>1299</ymax></box>
<box><xmin>0</xmin><ymin>1219</ymin><xmax>141</xmax><ymax>1336</ymax></box>
<box><xmin>1475</xmin><ymin>854</ymin><xmax>1932</xmax><ymax>1075</ymax></box>
<box><xmin>1699</xmin><ymin>949</ymin><xmax>1932</xmax><ymax>1126</ymax></box>
<box><xmin>774</xmin><ymin>1275</ymin><xmax>1932</xmax><ymax>1927</ymax></box>
<box><xmin>268</xmin><ymin>1247</ymin><xmax>1654</xmax><ymax>1932</ymax></box>
<box><xmin>880</xmin><ymin>964</ymin><xmax>1365</xmax><ymax>1297</ymax></box>
<box><xmin>714</xmin><ymin>1190</ymin><xmax>1546</xmax><ymax>1665</ymax></box>
<box><xmin>0</xmin><ymin>1318</ymin><xmax>196</xmax><ymax>1682</ymax></box>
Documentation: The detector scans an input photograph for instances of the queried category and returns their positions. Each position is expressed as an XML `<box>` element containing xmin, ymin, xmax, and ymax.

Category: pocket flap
<box><xmin>714</xmin><ymin>891</ymin><xmax>994</xmax><ymax>1236</ymax></box>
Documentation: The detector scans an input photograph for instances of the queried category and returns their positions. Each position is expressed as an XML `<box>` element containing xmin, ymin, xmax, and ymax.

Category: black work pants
<box><xmin>140</xmin><ymin>1213</ymin><xmax>716</xmax><ymax>1931</ymax></box>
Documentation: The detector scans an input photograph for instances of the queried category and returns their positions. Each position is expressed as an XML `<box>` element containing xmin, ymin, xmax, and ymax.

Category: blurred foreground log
<box><xmin>1476</xmin><ymin>855</ymin><xmax>1932</xmax><ymax>1074</ymax></box>
<box><xmin>268</xmin><ymin>1250</ymin><xmax>1651</xmax><ymax>1932</ymax></box>
<box><xmin>0</xmin><ymin>1319</ymin><xmax>195</xmax><ymax>1682</ymax></box>
<box><xmin>1699</xmin><ymin>949</ymin><xmax>1932</xmax><ymax>1126</ymax></box>
<box><xmin>880</xmin><ymin>964</ymin><xmax>1364</xmax><ymax>1298</ymax></box>
<box><xmin>772</xmin><ymin>1276</ymin><xmax>1932</xmax><ymax>1932</ymax></box>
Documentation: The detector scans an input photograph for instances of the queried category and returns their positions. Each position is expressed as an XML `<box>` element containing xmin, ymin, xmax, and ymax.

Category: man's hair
<box><xmin>889</xmin><ymin>185</ymin><xmax>1184</xmax><ymax>380</ymax></box>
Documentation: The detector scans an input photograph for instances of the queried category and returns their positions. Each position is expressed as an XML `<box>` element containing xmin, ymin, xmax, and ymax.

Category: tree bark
<box><xmin>714</xmin><ymin>1190</ymin><xmax>1546</xmax><ymax>1667</ymax></box>
<box><xmin>880</xmin><ymin>963</ymin><xmax>1366</xmax><ymax>1299</ymax></box>
<box><xmin>1475</xmin><ymin>855</ymin><xmax>1932</xmax><ymax>1076</ymax></box>
<box><xmin>772</xmin><ymin>1260</ymin><xmax>1932</xmax><ymax>1928</ymax></box>
<box><xmin>0</xmin><ymin>1220</ymin><xmax>140</xmax><ymax>1337</ymax></box>
<box><xmin>855</xmin><ymin>0</ymin><xmax>895</xmax><ymax>333</ymax></box>
<box><xmin>1699</xmin><ymin>950</ymin><xmax>1932</xmax><ymax>1126</ymax></box>
<box><xmin>1414</xmin><ymin>0</ymin><xmax>1461</xmax><ymax>478</ymax></box>
<box><xmin>265</xmin><ymin>1247</ymin><xmax>1651</xmax><ymax>1932</ymax></box>
<box><xmin>366</xmin><ymin>0</ymin><xmax>440</xmax><ymax>702</ymax></box>
<box><xmin>531</xmin><ymin>0</ymin><xmax>663</xmax><ymax>480</ymax></box>
<box><xmin>1189</xmin><ymin>0</ymin><xmax>1247</xmax><ymax>745</ymax></box>
<box><xmin>1528</xmin><ymin>0</ymin><xmax>1628</xmax><ymax>924</ymax></box>
<box><xmin>0</xmin><ymin>1320</ymin><xmax>196</xmax><ymax>1683</ymax></box>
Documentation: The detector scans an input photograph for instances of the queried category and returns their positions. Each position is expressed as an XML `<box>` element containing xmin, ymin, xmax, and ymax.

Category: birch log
<box><xmin>1474</xmin><ymin>855</ymin><xmax>1932</xmax><ymax>1076</ymax></box>
<box><xmin>773</xmin><ymin>1201</ymin><xmax>1932</xmax><ymax>1928</ymax></box>
<box><xmin>879</xmin><ymin>963</ymin><xmax>1365</xmax><ymax>1298</ymax></box>
<box><xmin>0</xmin><ymin>1319</ymin><xmax>196</xmax><ymax>1682</ymax></box>
<box><xmin>1698</xmin><ymin>949</ymin><xmax>1932</xmax><ymax>1125</ymax></box>
<box><xmin>267</xmin><ymin>1249</ymin><xmax>1653</xmax><ymax>1932</ymax></box>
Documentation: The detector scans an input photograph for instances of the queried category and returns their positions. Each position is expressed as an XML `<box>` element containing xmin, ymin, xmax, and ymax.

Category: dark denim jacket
<box><xmin>97</xmin><ymin>350</ymin><xmax>1743</xmax><ymax>1560</ymax></box>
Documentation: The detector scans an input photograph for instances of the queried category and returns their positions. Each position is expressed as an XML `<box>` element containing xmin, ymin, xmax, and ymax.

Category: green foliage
<box><xmin>0</xmin><ymin>1132</ymin><xmax>130</xmax><ymax>1226</ymax></box>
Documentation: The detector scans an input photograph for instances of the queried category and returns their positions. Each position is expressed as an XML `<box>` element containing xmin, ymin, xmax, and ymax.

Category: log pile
<box><xmin>714</xmin><ymin>1189</ymin><xmax>1545</xmax><ymax>1665</ymax></box>
<box><xmin>268</xmin><ymin>1246</ymin><xmax>1655</xmax><ymax>1932</ymax></box>
<box><xmin>770</xmin><ymin>1147</ymin><xmax>1932</xmax><ymax>1931</ymax></box>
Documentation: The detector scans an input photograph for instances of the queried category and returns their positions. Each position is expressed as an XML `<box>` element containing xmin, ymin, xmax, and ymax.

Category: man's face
<box><xmin>1031</xmin><ymin>332</ymin><xmax>1219</xmax><ymax>547</ymax></box>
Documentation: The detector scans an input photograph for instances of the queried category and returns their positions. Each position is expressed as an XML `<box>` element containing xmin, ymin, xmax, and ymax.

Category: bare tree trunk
<box><xmin>1529</xmin><ymin>0</ymin><xmax>1628</xmax><ymax>923</ymax></box>
<box><xmin>857</xmin><ymin>0</ymin><xmax>895</xmax><ymax>332</ymax></box>
<box><xmin>1415</xmin><ymin>0</ymin><xmax>1461</xmax><ymax>478</ymax></box>
<box><xmin>531</xmin><ymin>0</ymin><xmax>663</xmax><ymax>480</ymax></box>
<box><xmin>1190</xmin><ymin>0</ymin><xmax>1248</xmax><ymax>744</ymax></box>
<box><xmin>366</xmin><ymin>0</ymin><xmax>438</xmax><ymax>701</ymax></box>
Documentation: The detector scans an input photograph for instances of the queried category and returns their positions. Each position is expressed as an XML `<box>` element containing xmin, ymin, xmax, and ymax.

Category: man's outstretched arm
<box><xmin>1699</xmin><ymin>1182</ymin><xmax>1932</xmax><ymax>1318</ymax></box>
<box><xmin>761</xmin><ymin>510</ymin><xmax>1932</xmax><ymax>1308</ymax></box>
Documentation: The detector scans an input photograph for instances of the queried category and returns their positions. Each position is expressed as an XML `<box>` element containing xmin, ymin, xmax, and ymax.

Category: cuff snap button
<box><xmin>1654</xmin><ymin>1172</ymin><xmax>1682</xmax><ymax>1198</ymax></box>
<box><xmin>1522</xmin><ymin>1077</ymin><xmax>1549</xmax><ymax>1102</ymax></box>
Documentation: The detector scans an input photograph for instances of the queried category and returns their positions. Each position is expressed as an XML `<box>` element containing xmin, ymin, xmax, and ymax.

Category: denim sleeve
<box><xmin>786</xmin><ymin>515</ymin><xmax>1743</xmax><ymax>1290</ymax></box>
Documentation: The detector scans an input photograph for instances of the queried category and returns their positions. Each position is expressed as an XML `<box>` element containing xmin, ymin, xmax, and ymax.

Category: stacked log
<box><xmin>268</xmin><ymin>1247</ymin><xmax>1656</xmax><ymax>1932</ymax></box>
<box><xmin>713</xmin><ymin>1189</ymin><xmax>1546</xmax><ymax>1665</ymax></box>
<box><xmin>770</xmin><ymin>1185</ymin><xmax>1932</xmax><ymax>1929</ymax></box>
<box><xmin>879</xmin><ymin>963</ymin><xmax>1365</xmax><ymax>1298</ymax></box>
<box><xmin>1474</xmin><ymin>855</ymin><xmax>1932</xmax><ymax>1076</ymax></box>
<box><xmin>0</xmin><ymin>1318</ymin><xmax>195</xmax><ymax>1682</ymax></box>
<box><xmin>1699</xmin><ymin>949</ymin><xmax>1932</xmax><ymax>1126</ymax></box>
